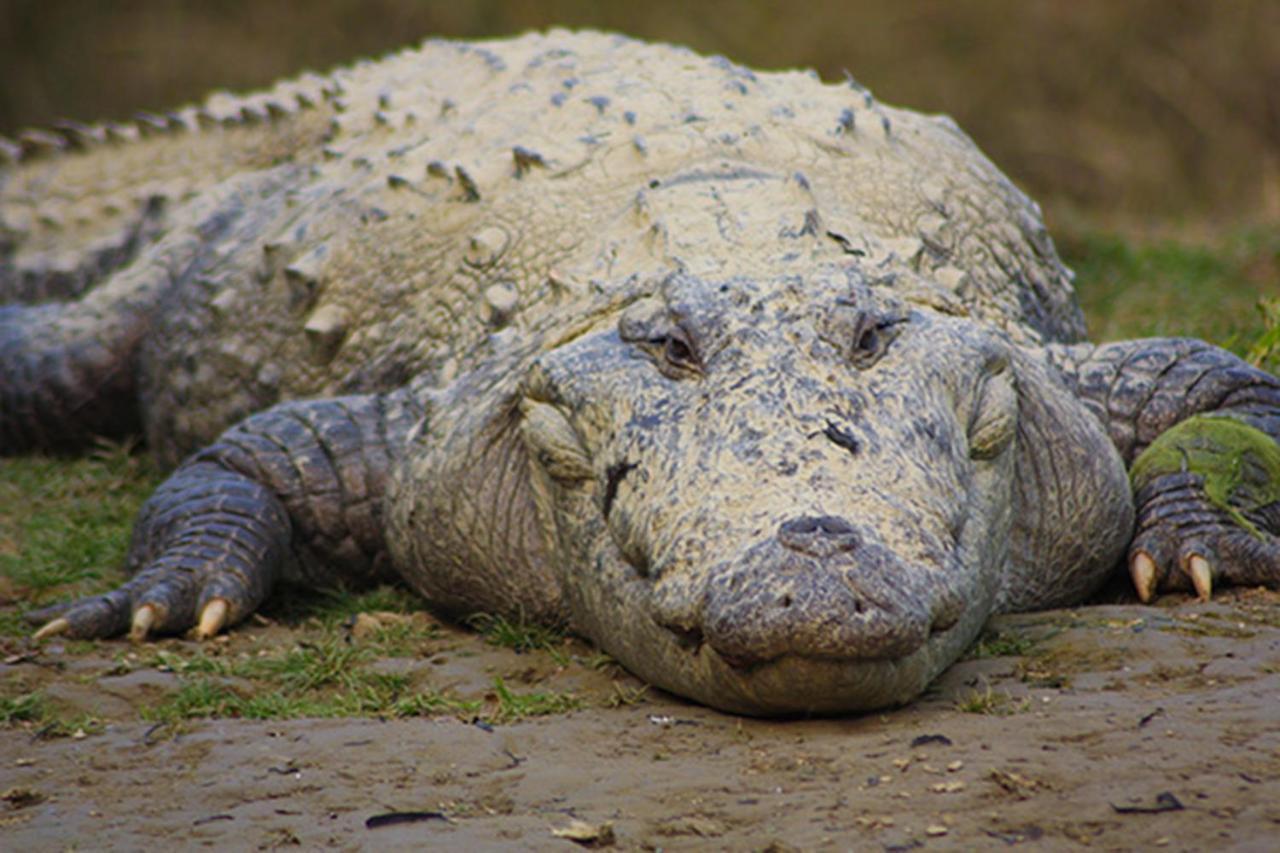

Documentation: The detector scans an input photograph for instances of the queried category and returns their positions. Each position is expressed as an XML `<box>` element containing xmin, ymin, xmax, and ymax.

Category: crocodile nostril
<box><xmin>777</xmin><ymin>515</ymin><xmax>860</xmax><ymax>556</ymax></box>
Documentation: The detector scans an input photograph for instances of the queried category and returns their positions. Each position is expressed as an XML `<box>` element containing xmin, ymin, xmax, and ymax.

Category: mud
<box><xmin>3</xmin><ymin>589</ymin><xmax>1279</xmax><ymax>850</ymax></box>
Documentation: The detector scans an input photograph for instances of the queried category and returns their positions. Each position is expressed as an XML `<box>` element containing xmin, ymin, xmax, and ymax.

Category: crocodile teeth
<box><xmin>33</xmin><ymin>618</ymin><xmax>70</xmax><ymax>641</ymax></box>
<box><xmin>196</xmin><ymin>598</ymin><xmax>229</xmax><ymax>640</ymax></box>
<box><xmin>1129</xmin><ymin>551</ymin><xmax>1157</xmax><ymax>603</ymax></box>
<box><xmin>1188</xmin><ymin>555</ymin><xmax>1212</xmax><ymax>602</ymax></box>
<box><xmin>129</xmin><ymin>604</ymin><xmax>157</xmax><ymax>642</ymax></box>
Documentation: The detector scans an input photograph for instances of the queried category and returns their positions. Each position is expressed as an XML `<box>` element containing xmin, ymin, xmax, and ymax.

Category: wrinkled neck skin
<box><xmin>390</xmin><ymin>266</ymin><xmax>1129</xmax><ymax>715</ymax></box>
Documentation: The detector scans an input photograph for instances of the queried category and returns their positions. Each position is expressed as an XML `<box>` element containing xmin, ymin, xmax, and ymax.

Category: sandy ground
<box><xmin>2</xmin><ymin>588</ymin><xmax>1279</xmax><ymax>851</ymax></box>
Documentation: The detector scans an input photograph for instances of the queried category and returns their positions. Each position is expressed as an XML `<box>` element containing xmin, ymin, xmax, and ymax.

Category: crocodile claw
<box><xmin>195</xmin><ymin>598</ymin><xmax>229</xmax><ymax>639</ymax></box>
<box><xmin>32</xmin><ymin>617</ymin><xmax>70</xmax><ymax>641</ymax></box>
<box><xmin>1129</xmin><ymin>551</ymin><xmax>1158</xmax><ymax>603</ymax></box>
<box><xmin>1186</xmin><ymin>555</ymin><xmax>1212</xmax><ymax>602</ymax></box>
<box><xmin>129</xmin><ymin>604</ymin><xmax>158</xmax><ymax>642</ymax></box>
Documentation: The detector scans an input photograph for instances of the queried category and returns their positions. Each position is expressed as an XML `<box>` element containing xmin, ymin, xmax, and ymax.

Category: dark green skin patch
<box><xmin>1130</xmin><ymin>415</ymin><xmax>1280</xmax><ymax>539</ymax></box>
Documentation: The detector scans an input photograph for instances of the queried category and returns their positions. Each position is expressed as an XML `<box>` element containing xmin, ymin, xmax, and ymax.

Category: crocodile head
<box><xmin>517</xmin><ymin>268</ymin><xmax>1023</xmax><ymax>714</ymax></box>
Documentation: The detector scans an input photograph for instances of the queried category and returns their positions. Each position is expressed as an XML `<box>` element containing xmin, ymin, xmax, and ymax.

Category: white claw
<box><xmin>33</xmin><ymin>617</ymin><xmax>70</xmax><ymax>641</ymax></box>
<box><xmin>195</xmin><ymin>598</ymin><xmax>229</xmax><ymax>640</ymax></box>
<box><xmin>129</xmin><ymin>605</ymin><xmax>157</xmax><ymax>642</ymax></box>
<box><xmin>1188</xmin><ymin>555</ymin><xmax>1213</xmax><ymax>602</ymax></box>
<box><xmin>1130</xmin><ymin>551</ymin><xmax>1158</xmax><ymax>603</ymax></box>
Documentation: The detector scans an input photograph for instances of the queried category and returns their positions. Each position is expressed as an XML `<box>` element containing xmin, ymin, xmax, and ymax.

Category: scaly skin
<box><xmin>28</xmin><ymin>388</ymin><xmax>423</xmax><ymax>640</ymax></box>
<box><xmin>1</xmin><ymin>74</ymin><xmax>336</xmax><ymax>306</ymax></box>
<box><xmin>4</xmin><ymin>31</ymin><xmax>1278</xmax><ymax>714</ymax></box>
<box><xmin>1047</xmin><ymin>340</ymin><xmax>1280</xmax><ymax>602</ymax></box>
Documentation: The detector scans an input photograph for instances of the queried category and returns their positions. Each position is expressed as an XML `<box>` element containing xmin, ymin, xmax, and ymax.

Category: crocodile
<box><xmin>3</xmin><ymin>31</ymin><xmax>1278</xmax><ymax>715</ymax></box>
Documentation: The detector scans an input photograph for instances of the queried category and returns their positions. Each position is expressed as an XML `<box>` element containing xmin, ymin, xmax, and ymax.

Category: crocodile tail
<box><xmin>0</xmin><ymin>166</ymin><xmax>303</xmax><ymax>454</ymax></box>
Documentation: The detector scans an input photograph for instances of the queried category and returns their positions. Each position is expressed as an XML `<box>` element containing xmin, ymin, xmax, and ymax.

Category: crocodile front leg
<box><xmin>1047</xmin><ymin>339</ymin><xmax>1280</xmax><ymax>601</ymax></box>
<box><xmin>29</xmin><ymin>388</ymin><xmax>424</xmax><ymax>640</ymax></box>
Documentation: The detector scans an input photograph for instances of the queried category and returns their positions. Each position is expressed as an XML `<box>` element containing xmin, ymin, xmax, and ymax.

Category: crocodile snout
<box><xmin>653</xmin><ymin>520</ymin><xmax>964</xmax><ymax>669</ymax></box>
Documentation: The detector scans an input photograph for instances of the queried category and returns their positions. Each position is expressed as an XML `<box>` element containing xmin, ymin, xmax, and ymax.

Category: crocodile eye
<box><xmin>619</xmin><ymin>298</ymin><xmax>701</xmax><ymax>379</ymax></box>
<box><xmin>661</xmin><ymin>334</ymin><xmax>699</xmax><ymax>372</ymax></box>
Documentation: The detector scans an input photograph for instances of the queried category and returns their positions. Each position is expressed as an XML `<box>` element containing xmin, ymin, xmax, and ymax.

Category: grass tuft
<box><xmin>467</xmin><ymin>612</ymin><xmax>569</xmax><ymax>665</ymax></box>
<box><xmin>486</xmin><ymin>676</ymin><xmax>583</xmax><ymax>723</ymax></box>
<box><xmin>0</xmin><ymin>691</ymin><xmax>105</xmax><ymax>738</ymax></box>
<box><xmin>964</xmin><ymin>628</ymin><xmax>1040</xmax><ymax>660</ymax></box>
<box><xmin>954</xmin><ymin>684</ymin><xmax>1029</xmax><ymax>716</ymax></box>
<box><xmin>1245</xmin><ymin>297</ymin><xmax>1280</xmax><ymax>373</ymax></box>
<box><xmin>0</xmin><ymin>691</ymin><xmax>46</xmax><ymax>724</ymax></box>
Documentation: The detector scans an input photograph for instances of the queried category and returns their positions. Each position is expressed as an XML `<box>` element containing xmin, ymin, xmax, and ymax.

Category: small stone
<box><xmin>925</xmin><ymin>825</ymin><xmax>948</xmax><ymax>837</ymax></box>
<box><xmin>551</xmin><ymin>819</ymin><xmax>615</xmax><ymax>844</ymax></box>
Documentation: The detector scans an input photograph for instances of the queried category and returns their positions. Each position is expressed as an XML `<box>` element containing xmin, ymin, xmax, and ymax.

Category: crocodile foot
<box><xmin>26</xmin><ymin>459</ymin><xmax>290</xmax><ymax>642</ymax></box>
<box><xmin>1127</xmin><ymin>416</ymin><xmax>1280</xmax><ymax>602</ymax></box>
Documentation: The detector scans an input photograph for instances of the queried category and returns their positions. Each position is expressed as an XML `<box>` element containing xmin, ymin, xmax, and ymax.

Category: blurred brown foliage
<box><xmin>1</xmin><ymin>0</ymin><xmax>1277</xmax><ymax>228</ymax></box>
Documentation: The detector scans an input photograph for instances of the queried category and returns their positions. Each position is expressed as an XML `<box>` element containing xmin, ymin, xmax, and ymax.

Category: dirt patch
<box><xmin>3</xmin><ymin>589</ymin><xmax>1280</xmax><ymax>849</ymax></box>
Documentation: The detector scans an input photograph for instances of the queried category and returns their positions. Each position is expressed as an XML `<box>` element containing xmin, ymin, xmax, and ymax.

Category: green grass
<box><xmin>136</xmin><ymin>659</ymin><xmax>460</xmax><ymax>726</ymax></box>
<box><xmin>1245</xmin><ymin>296</ymin><xmax>1280</xmax><ymax>370</ymax></box>
<box><xmin>135</xmin><ymin>664</ymin><xmax>577</xmax><ymax>727</ymax></box>
<box><xmin>238</xmin><ymin>636</ymin><xmax>373</xmax><ymax>691</ymax></box>
<box><xmin>953</xmin><ymin>684</ymin><xmax>1029</xmax><ymax>716</ymax></box>
<box><xmin>1062</xmin><ymin>227</ymin><xmax>1280</xmax><ymax>373</ymax></box>
<box><xmin>467</xmin><ymin>612</ymin><xmax>571</xmax><ymax>666</ymax></box>
<box><xmin>303</xmin><ymin>584</ymin><xmax>426</xmax><ymax>625</ymax></box>
<box><xmin>0</xmin><ymin>440</ymin><xmax>164</xmax><ymax>608</ymax></box>
<box><xmin>0</xmin><ymin>691</ymin><xmax>105</xmax><ymax>738</ymax></box>
<box><xmin>0</xmin><ymin>691</ymin><xmax>46</xmax><ymax>723</ymax></box>
<box><xmin>137</xmin><ymin>673</ymin><xmax>451</xmax><ymax>725</ymax></box>
<box><xmin>131</xmin><ymin>632</ymin><xmax>455</xmax><ymax>724</ymax></box>
<box><xmin>963</xmin><ymin>627</ymin><xmax>1041</xmax><ymax>660</ymax></box>
<box><xmin>117</xmin><ymin>627</ymin><xmax>581</xmax><ymax>725</ymax></box>
<box><xmin>487</xmin><ymin>676</ymin><xmax>583</xmax><ymax>722</ymax></box>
